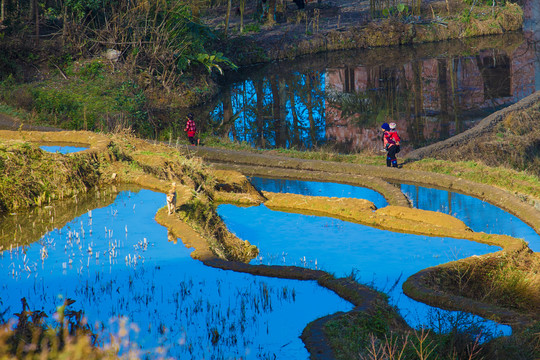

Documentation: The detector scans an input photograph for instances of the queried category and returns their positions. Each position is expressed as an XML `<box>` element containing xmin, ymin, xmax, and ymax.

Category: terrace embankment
<box><xmin>191</xmin><ymin>145</ymin><xmax>540</xmax><ymax>238</ymax></box>
<box><xmin>1</xmin><ymin>128</ymin><xmax>539</xmax><ymax>359</ymax></box>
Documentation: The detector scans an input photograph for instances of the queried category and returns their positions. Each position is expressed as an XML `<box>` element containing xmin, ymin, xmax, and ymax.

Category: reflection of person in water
<box><xmin>167</xmin><ymin>230</ymin><xmax>177</xmax><ymax>244</ymax></box>
<box><xmin>383</xmin><ymin>122</ymin><xmax>401</xmax><ymax>168</ymax></box>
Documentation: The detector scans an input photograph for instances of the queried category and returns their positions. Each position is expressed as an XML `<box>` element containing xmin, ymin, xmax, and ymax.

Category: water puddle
<box><xmin>40</xmin><ymin>145</ymin><xmax>88</xmax><ymax>154</ymax></box>
<box><xmin>401</xmin><ymin>184</ymin><xmax>540</xmax><ymax>252</ymax></box>
<box><xmin>0</xmin><ymin>188</ymin><xmax>352</xmax><ymax>359</ymax></box>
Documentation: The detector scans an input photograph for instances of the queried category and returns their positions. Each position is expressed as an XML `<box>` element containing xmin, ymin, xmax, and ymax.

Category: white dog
<box><xmin>166</xmin><ymin>182</ymin><xmax>177</xmax><ymax>215</ymax></box>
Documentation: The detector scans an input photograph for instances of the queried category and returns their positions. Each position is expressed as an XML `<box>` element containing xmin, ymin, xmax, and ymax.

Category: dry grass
<box><xmin>418</xmin><ymin>102</ymin><xmax>540</xmax><ymax>179</ymax></box>
<box><xmin>428</xmin><ymin>251</ymin><xmax>540</xmax><ymax>316</ymax></box>
<box><xmin>0</xmin><ymin>299</ymin><xmax>118</xmax><ymax>360</ymax></box>
<box><xmin>0</xmin><ymin>142</ymin><xmax>100</xmax><ymax>213</ymax></box>
<box><xmin>405</xmin><ymin>159</ymin><xmax>540</xmax><ymax>201</ymax></box>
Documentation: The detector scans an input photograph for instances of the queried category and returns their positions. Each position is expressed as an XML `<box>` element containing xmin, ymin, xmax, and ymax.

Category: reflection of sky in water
<box><xmin>249</xmin><ymin>176</ymin><xmax>388</xmax><ymax>209</ymax></box>
<box><xmin>40</xmin><ymin>145</ymin><xmax>87</xmax><ymax>154</ymax></box>
<box><xmin>401</xmin><ymin>184</ymin><xmax>540</xmax><ymax>252</ymax></box>
<box><xmin>218</xmin><ymin>204</ymin><xmax>507</xmax><ymax>338</ymax></box>
<box><xmin>0</xmin><ymin>189</ymin><xmax>352</xmax><ymax>359</ymax></box>
<box><xmin>218</xmin><ymin>178</ymin><xmax>535</xmax><ymax>336</ymax></box>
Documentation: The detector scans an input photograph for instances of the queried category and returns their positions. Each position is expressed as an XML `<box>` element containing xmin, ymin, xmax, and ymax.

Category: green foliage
<box><xmin>48</xmin><ymin>53</ymin><xmax>74</xmax><ymax>76</ymax></box>
<box><xmin>114</xmin><ymin>81</ymin><xmax>152</xmax><ymax>137</ymax></box>
<box><xmin>463</xmin><ymin>0</ymin><xmax>506</xmax><ymax>5</ymax></box>
<box><xmin>31</xmin><ymin>87</ymin><xmax>83</xmax><ymax>128</ymax></box>
<box><xmin>382</xmin><ymin>3</ymin><xmax>409</xmax><ymax>18</ymax></box>
<box><xmin>371</xmin><ymin>0</ymin><xmax>417</xmax><ymax>19</ymax></box>
<box><xmin>243</xmin><ymin>23</ymin><xmax>261</xmax><ymax>33</ymax></box>
<box><xmin>196</xmin><ymin>52</ymin><xmax>238</xmax><ymax>75</ymax></box>
<box><xmin>79</xmin><ymin>61</ymin><xmax>105</xmax><ymax>80</ymax></box>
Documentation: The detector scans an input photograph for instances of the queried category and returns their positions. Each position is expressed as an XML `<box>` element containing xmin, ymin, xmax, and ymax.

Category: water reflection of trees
<box><xmin>205</xmin><ymin>33</ymin><xmax>533</xmax><ymax>153</ymax></box>
<box><xmin>211</xmin><ymin>71</ymin><xmax>326</xmax><ymax>150</ymax></box>
<box><xmin>326</xmin><ymin>65</ymin><xmax>408</xmax><ymax>126</ymax></box>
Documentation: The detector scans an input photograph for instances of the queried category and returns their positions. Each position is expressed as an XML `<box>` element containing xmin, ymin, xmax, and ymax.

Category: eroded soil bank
<box><xmin>205</xmin><ymin>0</ymin><xmax>524</xmax><ymax>66</ymax></box>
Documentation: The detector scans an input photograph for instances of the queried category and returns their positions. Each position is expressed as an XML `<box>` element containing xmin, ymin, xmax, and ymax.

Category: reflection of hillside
<box><xmin>325</xmin><ymin>39</ymin><xmax>535</xmax><ymax>152</ymax></box>
<box><xmin>0</xmin><ymin>185</ymin><xmax>131</xmax><ymax>248</ymax></box>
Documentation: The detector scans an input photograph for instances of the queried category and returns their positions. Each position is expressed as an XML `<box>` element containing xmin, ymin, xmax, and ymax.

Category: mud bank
<box><xmin>261</xmin><ymin>191</ymin><xmax>526</xmax><ymax>252</ymax></box>
<box><xmin>218</xmin><ymin>2</ymin><xmax>524</xmax><ymax>66</ymax></box>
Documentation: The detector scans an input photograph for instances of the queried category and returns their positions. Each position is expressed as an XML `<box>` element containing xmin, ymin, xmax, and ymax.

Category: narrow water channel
<box><xmin>0</xmin><ymin>188</ymin><xmax>352</xmax><ymax>359</ymax></box>
<box><xmin>40</xmin><ymin>145</ymin><xmax>88</xmax><ymax>154</ymax></box>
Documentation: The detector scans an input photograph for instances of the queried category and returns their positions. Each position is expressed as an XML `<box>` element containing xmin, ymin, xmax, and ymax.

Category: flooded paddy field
<box><xmin>40</xmin><ymin>145</ymin><xmax>88</xmax><ymax>154</ymax></box>
<box><xmin>221</xmin><ymin>176</ymin><xmax>540</xmax><ymax>334</ymax></box>
<box><xmin>250</xmin><ymin>176</ymin><xmax>540</xmax><ymax>252</ymax></box>
<box><xmin>0</xmin><ymin>187</ymin><xmax>352</xmax><ymax>359</ymax></box>
<box><xmin>218</xmin><ymin>204</ymin><xmax>507</xmax><ymax>338</ymax></box>
<box><xmin>400</xmin><ymin>184</ymin><xmax>540</xmax><ymax>252</ymax></box>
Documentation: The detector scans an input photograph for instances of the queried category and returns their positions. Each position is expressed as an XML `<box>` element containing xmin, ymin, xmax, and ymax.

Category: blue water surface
<box><xmin>0</xmin><ymin>189</ymin><xmax>352</xmax><ymax>359</ymax></box>
<box><xmin>218</xmin><ymin>203</ymin><xmax>507</xmax><ymax>338</ymax></box>
<box><xmin>250</xmin><ymin>177</ymin><xmax>388</xmax><ymax>209</ymax></box>
<box><xmin>401</xmin><ymin>184</ymin><xmax>540</xmax><ymax>252</ymax></box>
<box><xmin>40</xmin><ymin>145</ymin><xmax>88</xmax><ymax>154</ymax></box>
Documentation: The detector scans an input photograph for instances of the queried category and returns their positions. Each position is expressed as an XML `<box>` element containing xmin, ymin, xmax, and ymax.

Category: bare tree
<box><xmin>224</xmin><ymin>0</ymin><xmax>231</xmax><ymax>37</ymax></box>
<box><xmin>239</xmin><ymin>0</ymin><xmax>245</xmax><ymax>33</ymax></box>
<box><xmin>267</xmin><ymin>0</ymin><xmax>276</xmax><ymax>24</ymax></box>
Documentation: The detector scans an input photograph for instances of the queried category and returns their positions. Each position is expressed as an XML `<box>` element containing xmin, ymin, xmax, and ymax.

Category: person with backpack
<box><xmin>184</xmin><ymin>113</ymin><xmax>198</xmax><ymax>146</ymax></box>
<box><xmin>383</xmin><ymin>122</ymin><xmax>400</xmax><ymax>168</ymax></box>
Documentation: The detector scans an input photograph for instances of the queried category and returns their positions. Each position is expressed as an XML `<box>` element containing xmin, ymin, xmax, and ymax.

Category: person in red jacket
<box><xmin>383</xmin><ymin>122</ymin><xmax>400</xmax><ymax>168</ymax></box>
<box><xmin>184</xmin><ymin>113</ymin><xmax>198</xmax><ymax>145</ymax></box>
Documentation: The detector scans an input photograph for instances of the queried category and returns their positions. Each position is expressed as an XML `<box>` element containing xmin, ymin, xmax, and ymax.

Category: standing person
<box><xmin>383</xmin><ymin>122</ymin><xmax>401</xmax><ymax>168</ymax></box>
<box><xmin>184</xmin><ymin>113</ymin><xmax>198</xmax><ymax>146</ymax></box>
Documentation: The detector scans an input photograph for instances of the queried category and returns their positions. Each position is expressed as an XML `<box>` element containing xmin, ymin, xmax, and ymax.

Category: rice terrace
<box><xmin>0</xmin><ymin>0</ymin><xmax>539</xmax><ymax>359</ymax></box>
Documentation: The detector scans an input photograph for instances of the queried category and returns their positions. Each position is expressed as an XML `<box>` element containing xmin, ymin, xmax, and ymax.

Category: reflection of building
<box><xmin>325</xmin><ymin>34</ymin><xmax>536</xmax><ymax>153</ymax></box>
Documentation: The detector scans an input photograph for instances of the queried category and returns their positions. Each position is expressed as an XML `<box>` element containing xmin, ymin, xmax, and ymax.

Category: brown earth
<box><xmin>201</xmin><ymin>0</ymin><xmax>523</xmax><ymax>65</ymax></box>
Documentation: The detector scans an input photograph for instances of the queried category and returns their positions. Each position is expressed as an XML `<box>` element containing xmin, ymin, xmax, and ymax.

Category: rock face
<box><xmin>104</xmin><ymin>49</ymin><xmax>121</xmax><ymax>62</ymax></box>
